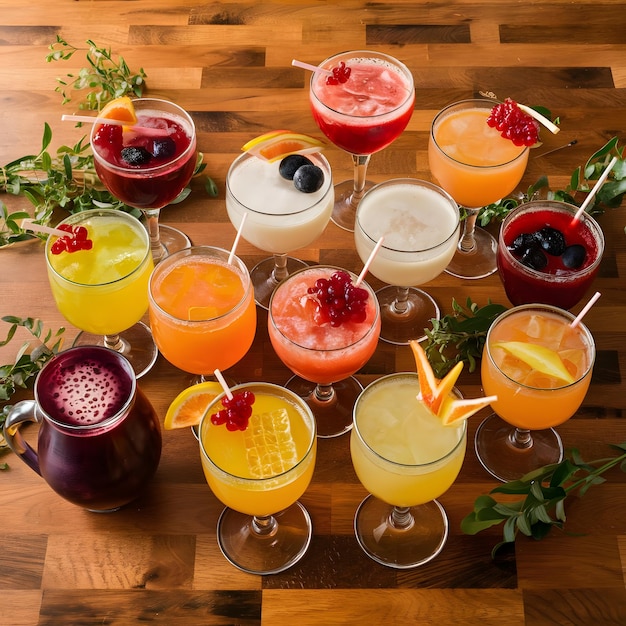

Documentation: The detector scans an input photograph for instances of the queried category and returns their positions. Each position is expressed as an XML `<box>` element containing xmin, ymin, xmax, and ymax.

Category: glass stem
<box><xmin>271</xmin><ymin>253</ymin><xmax>289</xmax><ymax>284</ymax></box>
<box><xmin>510</xmin><ymin>428</ymin><xmax>533</xmax><ymax>450</ymax></box>
<box><xmin>314</xmin><ymin>383</ymin><xmax>336</xmax><ymax>404</ymax></box>
<box><xmin>104</xmin><ymin>334</ymin><xmax>125</xmax><ymax>354</ymax></box>
<box><xmin>251</xmin><ymin>515</ymin><xmax>278</xmax><ymax>538</ymax></box>
<box><xmin>458</xmin><ymin>208</ymin><xmax>480</xmax><ymax>253</ymax></box>
<box><xmin>391</xmin><ymin>286</ymin><xmax>410</xmax><ymax>315</ymax></box>
<box><xmin>350</xmin><ymin>154</ymin><xmax>371</xmax><ymax>210</ymax></box>
<box><xmin>390</xmin><ymin>506</ymin><xmax>415</xmax><ymax>531</ymax></box>
<box><xmin>142</xmin><ymin>208</ymin><xmax>166</xmax><ymax>263</ymax></box>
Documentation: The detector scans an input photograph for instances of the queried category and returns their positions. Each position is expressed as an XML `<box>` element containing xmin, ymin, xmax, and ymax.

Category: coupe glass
<box><xmin>91</xmin><ymin>97</ymin><xmax>197</xmax><ymax>262</ymax></box>
<box><xmin>309</xmin><ymin>50</ymin><xmax>415</xmax><ymax>231</ymax></box>
<box><xmin>476</xmin><ymin>304</ymin><xmax>595</xmax><ymax>482</ymax></box>
<box><xmin>45</xmin><ymin>208</ymin><xmax>157</xmax><ymax>378</ymax></box>
<box><xmin>354</xmin><ymin>178</ymin><xmax>460</xmax><ymax>345</ymax></box>
<box><xmin>268</xmin><ymin>265</ymin><xmax>381</xmax><ymax>438</ymax></box>
<box><xmin>148</xmin><ymin>246</ymin><xmax>256</xmax><ymax>383</ymax></box>
<box><xmin>428</xmin><ymin>99</ymin><xmax>529</xmax><ymax>279</ymax></box>
<box><xmin>351</xmin><ymin>373</ymin><xmax>467</xmax><ymax>568</ymax></box>
<box><xmin>225</xmin><ymin>150</ymin><xmax>334</xmax><ymax>309</ymax></box>
<box><xmin>199</xmin><ymin>381</ymin><xmax>317</xmax><ymax>574</ymax></box>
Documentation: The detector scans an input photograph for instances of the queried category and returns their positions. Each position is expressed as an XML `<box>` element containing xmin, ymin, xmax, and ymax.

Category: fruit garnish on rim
<box><xmin>493</xmin><ymin>341</ymin><xmax>575</xmax><ymax>385</ymax></box>
<box><xmin>326</xmin><ymin>61</ymin><xmax>351</xmax><ymax>85</ymax></box>
<box><xmin>242</xmin><ymin>130</ymin><xmax>326</xmax><ymax>163</ymax></box>
<box><xmin>50</xmin><ymin>224</ymin><xmax>93</xmax><ymax>255</ymax></box>
<box><xmin>211</xmin><ymin>389</ymin><xmax>256</xmax><ymax>431</ymax></box>
<box><xmin>410</xmin><ymin>340</ymin><xmax>496</xmax><ymax>426</ymax></box>
<box><xmin>164</xmin><ymin>380</ymin><xmax>222</xmax><ymax>429</ymax></box>
<box><xmin>486</xmin><ymin>98</ymin><xmax>560</xmax><ymax>146</ymax></box>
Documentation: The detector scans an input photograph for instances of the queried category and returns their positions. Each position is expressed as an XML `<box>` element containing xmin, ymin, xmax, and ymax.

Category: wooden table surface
<box><xmin>2</xmin><ymin>1</ymin><xmax>626</xmax><ymax>624</ymax></box>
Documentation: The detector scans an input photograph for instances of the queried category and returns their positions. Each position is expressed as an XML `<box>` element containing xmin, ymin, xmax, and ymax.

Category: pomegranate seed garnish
<box><xmin>326</xmin><ymin>61</ymin><xmax>351</xmax><ymax>85</ymax></box>
<box><xmin>50</xmin><ymin>224</ymin><xmax>94</xmax><ymax>255</ymax></box>
<box><xmin>210</xmin><ymin>390</ymin><xmax>256</xmax><ymax>431</ymax></box>
<box><xmin>486</xmin><ymin>98</ymin><xmax>540</xmax><ymax>147</ymax></box>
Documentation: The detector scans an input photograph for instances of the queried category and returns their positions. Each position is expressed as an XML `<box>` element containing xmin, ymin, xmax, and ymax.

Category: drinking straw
<box><xmin>227</xmin><ymin>213</ymin><xmax>247</xmax><ymax>265</ymax></box>
<box><xmin>62</xmin><ymin>114</ymin><xmax>166</xmax><ymax>136</ymax></box>
<box><xmin>572</xmin><ymin>156</ymin><xmax>618</xmax><ymax>223</ymax></box>
<box><xmin>214</xmin><ymin>369</ymin><xmax>234</xmax><ymax>400</ymax></box>
<box><xmin>291</xmin><ymin>59</ymin><xmax>333</xmax><ymax>76</ymax></box>
<box><xmin>20</xmin><ymin>219</ymin><xmax>68</xmax><ymax>238</ymax></box>
<box><xmin>355</xmin><ymin>236</ymin><xmax>384</xmax><ymax>287</ymax></box>
<box><xmin>570</xmin><ymin>291</ymin><xmax>601</xmax><ymax>328</ymax></box>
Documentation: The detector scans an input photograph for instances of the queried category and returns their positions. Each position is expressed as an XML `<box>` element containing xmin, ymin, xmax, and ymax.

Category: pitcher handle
<box><xmin>3</xmin><ymin>400</ymin><xmax>42</xmax><ymax>475</ymax></box>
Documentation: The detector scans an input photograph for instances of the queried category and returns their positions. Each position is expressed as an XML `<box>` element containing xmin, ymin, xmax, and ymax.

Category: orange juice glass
<box><xmin>148</xmin><ymin>246</ymin><xmax>256</xmax><ymax>378</ymax></box>
<box><xmin>476</xmin><ymin>304</ymin><xmax>595</xmax><ymax>481</ymax></box>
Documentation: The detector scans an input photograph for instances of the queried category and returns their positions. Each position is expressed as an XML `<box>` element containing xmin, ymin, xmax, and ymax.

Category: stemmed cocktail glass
<box><xmin>268</xmin><ymin>265</ymin><xmax>381</xmax><ymax>438</ymax></box>
<box><xmin>309</xmin><ymin>50</ymin><xmax>415</xmax><ymax>231</ymax></box>
<box><xmin>225</xmin><ymin>150</ymin><xmax>334</xmax><ymax>309</ymax></box>
<box><xmin>428</xmin><ymin>99</ymin><xmax>529</xmax><ymax>279</ymax></box>
<box><xmin>91</xmin><ymin>98</ymin><xmax>197</xmax><ymax>262</ymax></box>
<box><xmin>354</xmin><ymin>178</ymin><xmax>460</xmax><ymax>345</ymax></box>
<box><xmin>476</xmin><ymin>304</ymin><xmax>595</xmax><ymax>482</ymax></box>
<box><xmin>45</xmin><ymin>208</ymin><xmax>157</xmax><ymax>378</ymax></box>
<box><xmin>199</xmin><ymin>381</ymin><xmax>317</xmax><ymax>574</ymax></box>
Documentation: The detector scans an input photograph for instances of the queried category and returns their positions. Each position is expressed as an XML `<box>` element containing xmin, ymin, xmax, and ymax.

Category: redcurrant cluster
<box><xmin>307</xmin><ymin>270</ymin><xmax>369</xmax><ymax>327</ymax></box>
<box><xmin>50</xmin><ymin>224</ymin><xmax>93</xmax><ymax>255</ymax></box>
<box><xmin>210</xmin><ymin>390</ymin><xmax>256</xmax><ymax>431</ymax></box>
<box><xmin>326</xmin><ymin>61</ymin><xmax>351</xmax><ymax>85</ymax></box>
<box><xmin>486</xmin><ymin>99</ymin><xmax>539</xmax><ymax>146</ymax></box>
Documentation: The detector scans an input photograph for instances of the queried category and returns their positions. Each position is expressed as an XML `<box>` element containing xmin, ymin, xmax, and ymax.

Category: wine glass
<box><xmin>351</xmin><ymin>373</ymin><xmax>467</xmax><ymax>568</ymax></box>
<box><xmin>476</xmin><ymin>303</ymin><xmax>595</xmax><ymax>482</ymax></box>
<box><xmin>199</xmin><ymin>381</ymin><xmax>317</xmax><ymax>574</ymax></box>
<box><xmin>309</xmin><ymin>50</ymin><xmax>415</xmax><ymax>232</ymax></box>
<box><xmin>45</xmin><ymin>208</ymin><xmax>157</xmax><ymax>378</ymax></box>
<box><xmin>268</xmin><ymin>265</ymin><xmax>381</xmax><ymax>438</ymax></box>
<box><xmin>148</xmin><ymin>246</ymin><xmax>256</xmax><ymax>383</ymax></box>
<box><xmin>428</xmin><ymin>99</ymin><xmax>529</xmax><ymax>279</ymax></box>
<box><xmin>91</xmin><ymin>97</ymin><xmax>197</xmax><ymax>262</ymax></box>
<box><xmin>354</xmin><ymin>178</ymin><xmax>460</xmax><ymax>345</ymax></box>
<box><xmin>225</xmin><ymin>150</ymin><xmax>334</xmax><ymax>309</ymax></box>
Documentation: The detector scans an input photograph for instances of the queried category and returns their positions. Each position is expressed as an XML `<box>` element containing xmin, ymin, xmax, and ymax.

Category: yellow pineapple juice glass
<box><xmin>351</xmin><ymin>373</ymin><xmax>467</xmax><ymax>568</ymax></box>
<box><xmin>476</xmin><ymin>304</ymin><xmax>595</xmax><ymax>482</ymax></box>
<box><xmin>45</xmin><ymin>208</ymin><xmax>156</xmax><ymax>378</ymax></box>
<box><xmin>148</xmin><ymin>246</ymin><xmax>256</xmax><ymax>381</ymax></box>
<box><xmin>199</xmin><ymin>382</ymin><xmax>317</xmax><ymax>574</ymax></box>
<box><xmin>428</xmin><ymin>99</ymin><xmax>529</xmax><ymax>279</ymax></box>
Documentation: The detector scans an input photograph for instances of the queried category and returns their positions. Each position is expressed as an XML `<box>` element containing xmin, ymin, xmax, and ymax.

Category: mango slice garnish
<box><xmin>410</xmin><ymin>340</ymin><xmax>496</xmax><ymax>426</ymax></box>
<box><xmin>493</xmin><ymin>341</ymin><xmax>575</xmax><ymax>385</ymax></box>
<box><xmin>242</xmin><ymin>130</ymin><xmax>326</xmax><ymax>162</ymax></box>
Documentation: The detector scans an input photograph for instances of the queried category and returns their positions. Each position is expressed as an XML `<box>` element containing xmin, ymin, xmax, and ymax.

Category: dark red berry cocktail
<box><xmin>497</xmin><ymin>201</ymin><xmax>604</xmax><ymax>310</ymax></box>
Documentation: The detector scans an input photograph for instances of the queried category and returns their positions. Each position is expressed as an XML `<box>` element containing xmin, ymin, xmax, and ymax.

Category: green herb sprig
<box><xmin>461</xmin><ymin>443</ymin><xmax>626</xmax><ymax>557</ymax></box>
<box><xmin>423</xmin><ymin>298</ymin><xmax>508</xmax><ymax>378</ymax></box>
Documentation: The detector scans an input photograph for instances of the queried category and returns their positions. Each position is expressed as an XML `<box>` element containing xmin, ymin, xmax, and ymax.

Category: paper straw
<box><xmin>228</xmin><ymin>213</ymin><xmax>247</xmax><ymax>265</ymax></box>
<box><xmin>21</xmin><ymin>219</ymin><xmax>68</xmax><ymax>238</ymax></box>
<box><xmin>572</xmin><ymin>156</ymin><xmax>618</xmax><ymax>223</ymax></box>
<box><xmin>355</xmin><ymin>236</ymin><xmax>384</xmax><ymax>287</ymax></box>
<box><xmin>213</xmin><ymin>369</ymin><xmax>234</xmax><ymax>400</ymax></box>
<box><xmin>291</xmin><ymin>59</ymin><xmax>333</xmax><ymax>76</ymax></box>
<box><xmin>570</xmin><ymin>291</ymin><xmax>601</xmax><ymax>328</ymax></box>
<box><xmin>62</xmin><ymin>114</ymin><xmax>166</xmax><ymax>136</ymax></box>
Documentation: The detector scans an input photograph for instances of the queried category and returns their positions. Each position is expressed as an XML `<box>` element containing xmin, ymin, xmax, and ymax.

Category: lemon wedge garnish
<box><xmin>164</xmin><ymin>381</ymin><xmax>222</xmax><ymax>430</ymax></box>
<box><xmin>494</xmin><ymin>341</ymin><xmax>575</xmax><ymax>385</ymax></box>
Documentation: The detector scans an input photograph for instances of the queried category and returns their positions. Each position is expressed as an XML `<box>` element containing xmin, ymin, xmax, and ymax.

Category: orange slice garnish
<box><xmin>99</xmin><ymin>96</ymin><xmax>137</xmax><ymax>125</ymax></box>
<box><xmin>164</xmin><ymin>381</ymin><xmax>222</xmax><ymax>429</ymax></box>
<box><xmin>242</xmin><ymin>130</ymin><xmax>325</xmax><ymax>162</ymax></box>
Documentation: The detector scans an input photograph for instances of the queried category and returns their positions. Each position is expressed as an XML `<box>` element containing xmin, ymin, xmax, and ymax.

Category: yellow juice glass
<box><xmin>199</xmin><ymin>382</ymin><xmax>317</xmax><ymax>574</ymax></box>
<box><xmin>476</xmin><ymin>304</ymin><xmax>595</xmax><ymax>482</ymax></box>
<box><xmin>148</xmin><ymin>246</ymin><xmax>256</xmax><ymax>379</ymax></box>
<box><xmin>351</xmin><ymin>373</ymin><xmax>467</xmax><ymax>569</ymax></box>
<box><xmin>45</xmin><ymin>208</ymin><xmax>157</xmax><ymax>377</ymax></box>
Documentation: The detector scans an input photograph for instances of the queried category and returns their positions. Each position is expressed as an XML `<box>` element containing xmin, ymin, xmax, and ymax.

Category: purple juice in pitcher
<box><xmin>35</xmin><ymin>346</ymin><xmax>162</xmax><ymax>512</ymax></box>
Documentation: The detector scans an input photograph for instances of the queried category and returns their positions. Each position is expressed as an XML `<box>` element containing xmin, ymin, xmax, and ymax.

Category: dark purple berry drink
<box><xmin>497</xmin><ymin>201</ymin><xmax>604</xmax><ymax>310</ymax></box>
<box><xmin>34</xmin><ymin>346</ymin><xmax>162</xmax><ymax>511</ymax></box>
<box><xmin>91</xmin><ymin>100</ymin><xmax>197</xmax><ymax>209</ymax></box>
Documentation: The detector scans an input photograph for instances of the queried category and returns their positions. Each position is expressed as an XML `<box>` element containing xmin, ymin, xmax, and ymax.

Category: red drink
<box><xmin>310</xmin><ymin>53</ymin><xmax>415</xmax><ymax>155</ymax></box>
<box><xmin>497</xmin><ymin>201</ymin><xmax>604</xmax><ymax>310</ymax></box>
<box><xmin>91</xmin><ymin>101</ymin><xmax>197</xmax><ymax>209</ymax></box>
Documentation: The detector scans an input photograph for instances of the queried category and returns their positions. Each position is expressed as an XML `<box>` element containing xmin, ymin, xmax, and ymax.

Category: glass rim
<box><xmin>45</xmin><ymin>208</ymin><xmax>152</xmax><ymax>287</ymax></box>
<box><xmin>355</xmin><ymin>177</ymin><xmax>461</xmax><ymax>254</ymax></box>
<box><xmin>352</xmin><ymin>372</ymin><xmax>467</xmax><ymax>469</ymax></box>
<box><xmin>485</xmin><ymin>302</ymin><xmax>596</xmax><ymax>391</ymax></box>
<box><xmin>148</xmin><ymin>245</ymin><xmax>253</xmax><ymax>323</ymax></box>
<box><xmin>198</xmin><ymin>381</ymin><xmax>317</xmax><ymax>482</ymax></box>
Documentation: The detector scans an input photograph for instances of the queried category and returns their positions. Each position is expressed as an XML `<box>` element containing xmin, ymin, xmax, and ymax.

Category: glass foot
<box><xmin>377</xmin><ymin>285</ymin><xmax>439</xmax><ymax>345</ymax></box>
<box><xmin>72</xmin><ymin>321</ymin><xmax>158</xmax><ymax>379</ymax></box>
<box><xmin>354</xmin><ymin>495</ymin><xmax>449</xmax><ymax>569</ymax></box>
<box><xmin>474</xmin><ymin>413</ymin><xmax>564</xmax><ymax>482</ymax></box>
<box><xmin>445</xmin><ymin>227</ymin><xmax>498</xmax><ymax>279</ymax></box>
<box><xmin>251</xmin><ymin>256</ymin><xmax>309</xmax><ymax>310</ymax></box>
<box><xmin>331</xmin><ymin>179</ymin><xmax>375</xmax><ymax>232</ymax></box>
<box><xmin>216</xmin><ymin>502</ymin><xmax>313</xmax><ymax>575</ymax></box>
<box><xmin>285</xmin><ymin>375</ymin><xmax>362</xmax><ymax>438</ymax></box>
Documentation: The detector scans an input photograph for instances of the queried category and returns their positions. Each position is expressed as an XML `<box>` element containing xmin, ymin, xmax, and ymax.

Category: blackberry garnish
<box><xmin>520</xmin><ymin>247</ymin><xmax>548</xmax><ymax>271</ymax></box>
<box><xmin>537</xmin><ymin>227</ymin><xmax>567</xmax><ymax>256</ymax></box>
<box><xmin>121</xmin><ymin>146</ymin><xmax>152</xmax><ymax>166</ymax></box>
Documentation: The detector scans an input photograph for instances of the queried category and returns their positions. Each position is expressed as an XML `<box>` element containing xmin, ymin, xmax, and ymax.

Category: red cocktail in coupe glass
<box><xmin>309</xmin><ymin>50</ymin><xmax>415</xmax><ymax>231</ymax></box>
<box><xmin>497</xmin><ymin>200</ymin><xmax>604</xmax><ymax>310</ymax></box>
<box><xmin>91</xmin><ymin>98</ymin><xmax>197</xmax><ymax>262</ymax></box>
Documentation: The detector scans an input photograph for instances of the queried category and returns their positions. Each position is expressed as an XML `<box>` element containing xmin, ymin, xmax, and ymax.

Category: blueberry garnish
<box><xmin>537</xmin><ymin>227</ymin><xmax>567</xmax><ymax>256</ymax></box>
<box><xmin>279</xmin><ymin>155</ymin><xmax>313</xmax><ymax>180</ymax></box>
<box><xmin>562</xmin><ymin>244</ymin><xmax>586</xmax><ymax>269</ymax></box>
<box><xmin>521</xmin><ymin>247</ymin><xmax>548</xmax><ymax>271</ymax></box>
<box><xmin>293</xmin><ymin>164</ymin><xmax>324</xmax><ymax>193</ymax></box>
<box><xmin>121</xmin><ymin>146</ymin><xmax>152</xmax><ymax>166</ymax></box>
<box><xmin>152</xmin><ymin>137</ymin><xmax>176</xmax><ymax>159</ymax></box>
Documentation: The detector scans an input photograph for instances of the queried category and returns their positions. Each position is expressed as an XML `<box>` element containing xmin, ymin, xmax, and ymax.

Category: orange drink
<box><xmin>148</xmin><ymin>246</ymin><xmax>256</xmax><ymax>376</ymax></box>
